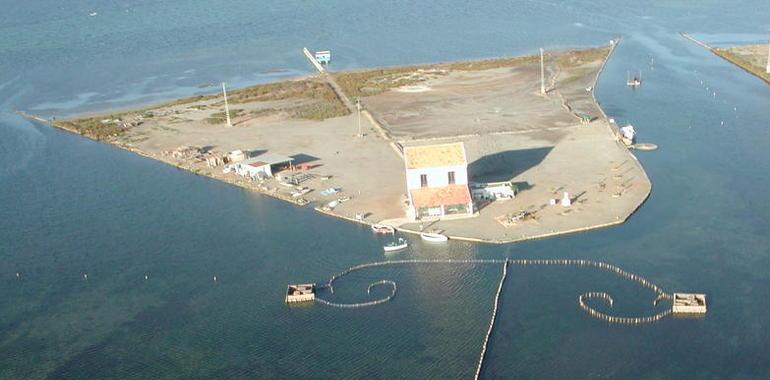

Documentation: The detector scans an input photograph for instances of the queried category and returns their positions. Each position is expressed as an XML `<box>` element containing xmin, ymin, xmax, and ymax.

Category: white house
<box><xmin>224</xmin><ymin>152</ymin><xmax>294</xmax><ymax>179</ymax></box>
<box><xmin>403</xmin><ymin>142</ymin><xmax>473</xmax><ymax>220</ymax></box>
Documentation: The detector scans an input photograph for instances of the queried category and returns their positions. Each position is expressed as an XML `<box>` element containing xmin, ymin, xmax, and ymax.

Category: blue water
<box><xmin>2</xmin><ymin>1</ymin><xmax>770</xmax><ymax>378</ymax></box>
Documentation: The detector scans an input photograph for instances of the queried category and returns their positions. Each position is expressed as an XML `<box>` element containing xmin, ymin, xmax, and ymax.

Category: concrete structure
<box><xmin>403</xmin><ymin>142</ymin><xmax>473</xmax><ymax>220</ymax></box>
<box><xmin>225</xmin><ymin>149</ymin><xmax>247</xmax><ymax>163</ymax></box>
<box><xmin>226</xmin><ymin>152</ymin><xmax>294</xmax><ymax>179</ymax></box>
<box><xmin>470</xmin><ymin>181</ymin><xmax>516</xmax><ymax>201</ymax></box>
<box><xmin>672</xmin><ymin>293</ymin><xmax>707</xmax><ymax>315</ymax></box>
<box><xmin>285</xmin><ymin>284</ymin><xmax>315</xmax><ymax>303</ymax></box>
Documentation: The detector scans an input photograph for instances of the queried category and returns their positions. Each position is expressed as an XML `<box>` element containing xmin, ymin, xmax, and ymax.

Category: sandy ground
<box><xmin>56</xmin><ymin>43</ymin><xmax>651</xmax><ymax>243</ymax></box>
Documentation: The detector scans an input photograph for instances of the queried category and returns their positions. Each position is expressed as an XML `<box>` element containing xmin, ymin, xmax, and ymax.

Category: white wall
<box><xmin>406</xmin><ymin>164</ymin><xmax>468</xmax><ymax>190</ymax></box>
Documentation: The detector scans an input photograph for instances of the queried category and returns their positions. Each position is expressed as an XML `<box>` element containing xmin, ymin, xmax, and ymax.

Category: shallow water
<box><xmin>2</xmin><ymin>1</ymin><xmax>770</xmax><ymax>378</ymax></box>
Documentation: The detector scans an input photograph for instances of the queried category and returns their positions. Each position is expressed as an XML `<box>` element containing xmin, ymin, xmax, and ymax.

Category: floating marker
<box><xmin>83</xmin><ymin>273</ymin><xmax>88</xmax><ymax>280</ymax></box>
<box><xmin>144</xmin><ymin>274</ymin><xmax>149</xmax><ymax>280</ymax></box>
<box><xmin>16</xmin><ymin>272</ymin><xmax>20</xmax><ymax>279</ymax></box>
<box><xmin>213</xmin><ymin>275</ymin><xmax>217</xmax><ymax>282</ymax></box>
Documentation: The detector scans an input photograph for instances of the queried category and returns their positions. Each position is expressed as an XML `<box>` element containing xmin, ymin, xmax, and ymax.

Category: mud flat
<box><xmin>27</xmin><ymin>41</ymin><xmax>651</xmax><ymax>244</ymax></box>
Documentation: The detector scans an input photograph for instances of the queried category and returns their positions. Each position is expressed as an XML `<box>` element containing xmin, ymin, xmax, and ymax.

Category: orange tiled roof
<box><xmin>404</xmin><ymin>142</ymin><xmax>467</xmax><ymax>169</ymax></box>
<box><xmin>410</xmin><ymin>185</ymin><xmax>471</xmax><ymax>209</ymax></box>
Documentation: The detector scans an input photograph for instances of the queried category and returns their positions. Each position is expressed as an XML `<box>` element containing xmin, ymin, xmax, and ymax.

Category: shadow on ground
<box><xmin>469</xmin><ymin>147</ymin><xmax>553</xmax><ymax>183</ymax></box>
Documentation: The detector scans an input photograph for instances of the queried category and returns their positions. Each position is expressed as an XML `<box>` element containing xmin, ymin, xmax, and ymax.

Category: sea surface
<box><xmin>2</xmin><ymin>1</ymin><xmax>770</xmax><ymax>378</ymax></box>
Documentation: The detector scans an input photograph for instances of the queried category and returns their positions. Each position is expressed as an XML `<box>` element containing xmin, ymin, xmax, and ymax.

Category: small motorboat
<box><xmin>384</xmin><ymin>238</ymin><xmax>408</xmax><ymax>252</ymax></box>
<box><xmin>371</xmin><ymin>224</ymin><xmax>395</xmax><ymax>234</ymax></box>
<box><xmin>420</xmin><ymin>232</ymin><xmax>448</xmax><ymax>243</ymax></box>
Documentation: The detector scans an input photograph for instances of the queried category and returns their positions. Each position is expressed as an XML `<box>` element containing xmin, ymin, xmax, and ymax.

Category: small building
<box><xmin>403</xmin><ymin>142</ymin><xmax>473</xmax><ymax>220</ymax></box>
<box><xmin>286</xmin><ymin>284</ymin><xmax>315</xmax><ymax>303</ymax></box>
<box><xmin>470</xmin><ymin>181</ymin><xmax>516</xmax><ymax>201</ymax></box>
<box><xmin>672</xmin><ymin>293</ymin><xmax>707</xmax><ymax>315</ymax></box>
<box><xmin>225</xmin><ymin>152</ymin><xmax>294</xmax><ymax>179</ymax></box>
<box><xmin>314</xmin><ymin>50</ymin><xmax>331</xmax><ymax>65</ymax></box>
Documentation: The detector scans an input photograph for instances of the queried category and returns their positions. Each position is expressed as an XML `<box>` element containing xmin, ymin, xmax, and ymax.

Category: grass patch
<box><xmin>205</xmin><ymin>109</ymin><xmax>244</xmax><ymax>125</ymax></box>
<box><xmin>55</xmin><ymin>117</ymin><xmax>126</xmax><ymax>141</ymax></box>
<box><xmin>289</xmin><ymin>101</ymin><xmax>350</xmax><ymax>121</ymax></box>
<box><xmin>228</xmin><ymin>79</ymin><xmax>338</xmax><ymax>103</ymax></box>
<box><xmin>713</xmin><ymin>48</ymin><xmax>770</xmax><ymax>84</ymax></box>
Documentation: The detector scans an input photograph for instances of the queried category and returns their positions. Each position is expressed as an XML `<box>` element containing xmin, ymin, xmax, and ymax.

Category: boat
<box><xmin>619</xmin><ymin>124</ymin><xmax>636</xmax><ymax>146</ymax></box>
<box><xmin>89</xmin><ymin>12</ymin><xmax>98</xmax><ymax>17</ymax></box>
<box><xmin>371</xmin><ymin>224</ymin><xmax>395</xmax><ymax>234</ymax></box>
<box><xmin>420</xmin><ymin>232</ymin><xmax>448</xmax><ymax>243</ymax></box>
<box><xmin>383</xmin><ymin>238</ymin><xmax>408</xmax><ymax>252</ymax></box>
<box><xmin>626</xmin><ymin>70</ymin><xmax>642</xmax><ymax>87</ymax></box>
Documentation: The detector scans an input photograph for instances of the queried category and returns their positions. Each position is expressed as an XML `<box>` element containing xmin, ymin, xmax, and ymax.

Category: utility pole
<box><xmin>540</xmin><ymin>48</ymin><xmax>546</xmax><ymax>96</ymax></box>
<box><xmin>356</xmin><ymin>98</ymin><xmax>362</xmax><ymax>137</ymax></box>
<box><xmin>222</xmin><ymin>82</ymin><xmax>232</xmax><ymax>127</ymax></box>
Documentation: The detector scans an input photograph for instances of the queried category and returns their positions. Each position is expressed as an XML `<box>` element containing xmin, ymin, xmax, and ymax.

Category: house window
<box><xmin>420</xmin><ymin>174</ymin><xmax>428</xmax><ymax>188</ymax></box>
<box><xmin>448</xmin><ymin>171</ymin><xmax>456</xmax><ymax>185</ymax></box>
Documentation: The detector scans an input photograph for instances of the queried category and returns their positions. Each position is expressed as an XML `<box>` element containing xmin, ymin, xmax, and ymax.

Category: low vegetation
<box><xmin>55</xmin><ymin>117</ymin><xmax>126</xmax><ymax>141</ymax></box>
<box><xmin>713</xmin><ymin>48</ymin><xmax>770</xmax><ymax>84</ymax></box>
<box><xmin>205</xmin><ymin>108</ymin><xmax>244</xmax><ymax>124</ymax></box>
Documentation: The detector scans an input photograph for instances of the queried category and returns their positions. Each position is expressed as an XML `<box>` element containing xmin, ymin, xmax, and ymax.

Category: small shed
<box><xmin>314</xmin><ymin>50</ymin><xmax>331</xmax><ymax>65</ymax></box>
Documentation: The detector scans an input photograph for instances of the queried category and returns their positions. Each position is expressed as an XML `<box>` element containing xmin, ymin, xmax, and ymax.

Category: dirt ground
<box><xmin>58</xmin><ymin>43</ymin><xmax>651</xmax><ymax>243</ymax></box>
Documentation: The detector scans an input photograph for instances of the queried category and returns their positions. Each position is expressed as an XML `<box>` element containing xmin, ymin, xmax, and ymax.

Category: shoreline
<box><xmin>680</xmin><ymin>32</ymin><xmax>770</xmax><ymax>85</ymax></box>
<box><xmin>20</xmin><ymin>41</ymin><xmax>652</xmax><ymax>245</ymax></box>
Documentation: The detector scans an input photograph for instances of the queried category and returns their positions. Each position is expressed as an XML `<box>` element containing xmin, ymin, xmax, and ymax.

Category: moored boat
<box><xmin>371</xmin><ymin>224</ymin><xmax>395</xmax><ymax>234</ymax></box>
<box><xmin>383</xmin><ymin>238</ymin><xmax>408</xmax><ymax>252</ymax></box>
<box><xmin>420</xmin><ymin>232</ymin><xmax>448</xmax><ymax>242</ymax></box>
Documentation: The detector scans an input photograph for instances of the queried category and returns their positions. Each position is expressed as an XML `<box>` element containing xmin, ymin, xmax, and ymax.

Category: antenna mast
<box><xmin>540</xmin><ymin>48</ymin><xmax>545</xmax><ymax>96</ymax></box>
<box><xmin>222</xmin><ymin>82</ymin><xmax>232</xmax><ymax>127</ymax></box>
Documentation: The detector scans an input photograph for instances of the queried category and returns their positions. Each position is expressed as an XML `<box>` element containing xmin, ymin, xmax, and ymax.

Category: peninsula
<box><xmin>27</xmin><ymin>41</ymin><xmax>651</xmax><ymax>243</ymax></box>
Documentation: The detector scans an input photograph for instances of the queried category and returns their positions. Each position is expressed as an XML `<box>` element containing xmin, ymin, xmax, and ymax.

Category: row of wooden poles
<box><xmin>312</xmin><ymin>258</ymin><xmax>675</xmax><ymax>379</ymax></box>
<box><xmin>578</xmin><ymin>291</ymin><xmax>673</xmax><ymax>324</ymax></box>
<box><xmin>317</xmin><ymin>258</ymin><xmax>671</xmax><ymax>304</ymax></box>
<box><xmin>474</xmin><ymin>260</ymin><xmax>508</xmax><ymax>380</ymax></box>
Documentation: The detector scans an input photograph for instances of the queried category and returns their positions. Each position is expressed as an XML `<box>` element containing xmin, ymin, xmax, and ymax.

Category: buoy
<box><xmin>144</xmin><ymin>274</ymin><xmax>149</xmax><ymax>280</ymax></box>
<box><xmin>83</xmin><ymin>273</ymin><xmax>88</xmax><ymax>280</ymax></box>
<box><xmin>16</xmin><ymin>272</ymin><xmax>20</xmax><ymax>279</ymax></box>
<box><xmin>213</xmin><ymin>275</ymin><xmax>217</xmax><ymax>282</ymax></box>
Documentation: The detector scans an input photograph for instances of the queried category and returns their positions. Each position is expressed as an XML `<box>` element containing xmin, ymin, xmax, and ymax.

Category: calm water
<box><xmin>2</xmin><ymin>1</ymin><xmax>770</xmax><ymax>378</ymax></box>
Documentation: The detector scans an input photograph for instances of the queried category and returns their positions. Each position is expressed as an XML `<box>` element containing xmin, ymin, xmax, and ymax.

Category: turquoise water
<box><xmin>2</xmin><ymin>1</ymin><xmax>770</xmax><ymax>378</ymax></box>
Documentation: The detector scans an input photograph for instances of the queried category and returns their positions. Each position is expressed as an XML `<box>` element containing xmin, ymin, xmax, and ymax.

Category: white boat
<box><xmin>371</xmin><ymin>224</ymin><xmax>395</xmax><ymax>234</ymax></box>
<box><xmin>383</xmin><ymin>238</ymin><xmax>408</xmax><ymax>252</ymax></box>
<box><xmin>420</xmin><ymin>232</ymin><xmax>448</xmax><ymax>243</ymax></box>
